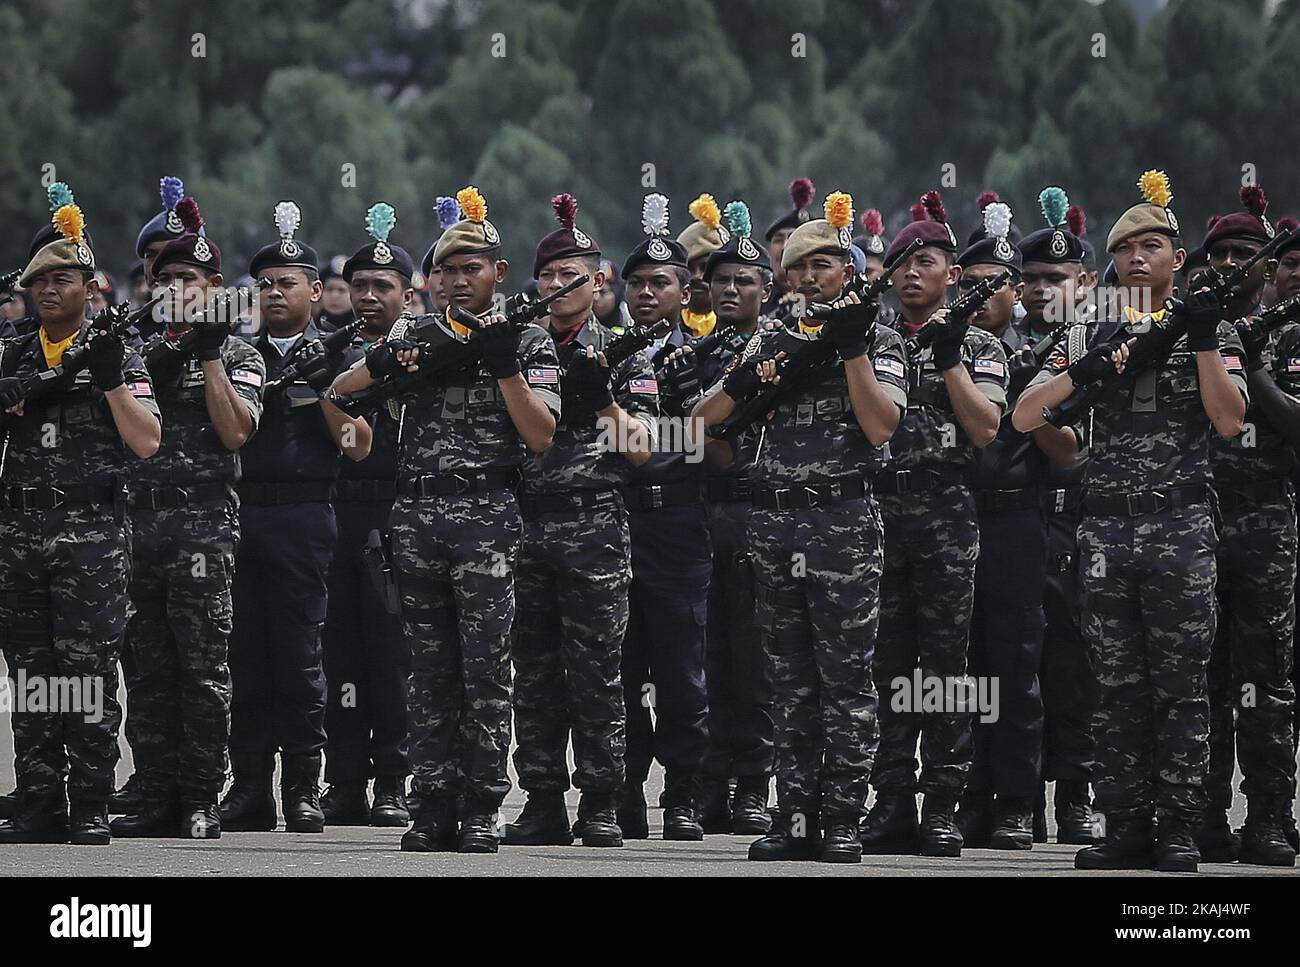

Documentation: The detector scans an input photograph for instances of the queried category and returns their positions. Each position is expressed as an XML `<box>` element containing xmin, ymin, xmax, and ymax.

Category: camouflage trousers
<box><xmin>872</xmin><ymin>485</ymin><xmax>978</xmax><ymax>798</ymax></box>
<box><xmin>511</xmin><ymin>498</ymin><xmax>630</xmax><ymax>794</ymax></box>
<box><xmin>391</xmin><ymin>490</ymin><xmax>519</xmax><ymax>810</ymax></box>
<box><xmin>1078</xmin><ymin>501</ymin><xmax>1217</xmax><ymax>825</ymax></box>
<box><xmin>748</xmin><ymin>497</ymin><xmax>882</xmax><ymax>821</ymax></box>
<box><xmin>124</xmin><ymin>495</ymin><xmax>237</xmax><ymax>803</ymax></box>
<box><xmin>1206</xmin><ymin>493</ymin><xmax>1297</xmax><ymax>807</ymax></box>
<box><xmin>0</xmin><ymin>506</ymin><xmax>127</xmax><ymax>806</ymax></box>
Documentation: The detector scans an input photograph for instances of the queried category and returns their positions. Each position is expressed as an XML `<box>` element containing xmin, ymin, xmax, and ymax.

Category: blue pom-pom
<box><xmin>160</xmin><ymin>175</ymin><xmax>185</xmax><ymax>212</ymax></box>
<box><xmin>1039</xmin><ymin>186</ymin><xmax>1069</xmax><ymax>228</ymax></box>
<box><xmin>723</xmin><ymin>201</ymin><xmax>752</xmax><ymax>239</ymax></box>
<box><xmin>436</xmin><ymin>196</ymin><xmax>461</xmax><ymax>230</ymax></box>
<box><xmin>47</xmin><ymin>182</ymin><xmax>74</xmax><ymax>212</ymax></box>
<box><xmin>365</xmin><ymin>202</ymin><xmax>397</xmax><ymax>242</ymax></box>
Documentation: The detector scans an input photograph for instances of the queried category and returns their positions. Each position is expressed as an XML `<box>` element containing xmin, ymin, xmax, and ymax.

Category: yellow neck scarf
<box><xmin>40</xmin><ymin>327</ymin><xmax>79</xmax><ymax>368</ymax></box>
<box><xmin>681</xmin><ymin>309</ymin><xmax>717</xmax><ymax>338</ymax></box>
<box><xmin>447</xmin><ymin>304</ymin><xmax>482</xmax><ymax>339</ymax></box>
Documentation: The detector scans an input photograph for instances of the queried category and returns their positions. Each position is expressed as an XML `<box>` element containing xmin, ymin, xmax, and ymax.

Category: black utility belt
<box><xmin>519</xmin><ymin>488</ymin><xmax>620</xmax><ymax>520</ymax></box>
<box><xmin>974</xmin><ymin>487</ymin><xmax>1043</xmax><ymax>514</ymax></box>
<box><xmin>130</xmin><ymin>482</ymin><xmax>232</xmax><ymax>511</ymax></box>
<box><xmin>1214</xmin><ymin>477</ymin><xmax>1292</xmax><ymax>514</ymax></box>
<box><xmin>622</xmin><ymin>481</ymin><xmax>704</xmax><ymax>512</ymax></box>
<box><xmin>752</xmin><ymin>476</ymin><xmax>869</xmax><ymax>511</ymax></box>
<box><xmin>397</xmin><ymin>468</ymin><xmax>521</xmax><ymax>499</ymax></box>
<box><xmin>706</xmin><ymin>476</ymin><xmax>752</xmax><ymax>504</ymax></box>
<box><xmin>0</xmin><ymin>483</ymin><xmax>121</xmax><ymax>513</ymax></box>
<box><xmin>1082</xmin><ymin>483</ymin><xmax>1212</xmax><ymax>518</ymax></box>
<box><xmin>874</xmin><ymin>467</ymin><xmax>966</xmax><ymax>495</ymax></box>
<box><xmin>334</xmin><ymin>478</ymin><xmax>398</xmax><ymax>503</ymax></box>
<box><xmin>237</xmin><ymin>480</ymin><xmax>336</xmax><ymax>506</ymax></box>
<box><xmin>1042</xmin><ymin>487</ymin><xmax>1082</xmax><ymax>515</ymax></box>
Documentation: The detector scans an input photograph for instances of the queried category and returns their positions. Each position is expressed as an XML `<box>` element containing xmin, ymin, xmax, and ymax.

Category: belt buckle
<box><xmin>1151</xmin><ymin>490</ymin><xmax>1168</xmax><ymax>514</ymax></box>
<box><xmin>45</xmin><ymin>487</ymin><xmax>65</xmax><ymax>510</ymax></box>
<box><xmin>894</xmin><ymin>469</ymin><xmax>912</xmax><ymax>493</ymax></box>
<box><xmin>803</xmin><ymin>486</ymin><xmax>821</xmax><ymax>508</ymax></box>
<box><xmin>648</xmin><ymin>484</ymin><xmax>663</xmax><ymax>510</ymax></box>
<box><xmin>772</xmin><ymin>488</ymin><xmax>791</xmax><ymax>511</ymax></box>
<box><xmin>450</xmin><ymin>474</ymin><xmax>471</xmax><ymax>496</ymax></box>
<box><xmin>15</xmin><ymin>487</ymin><xmax>37</xmax><ymax>511</ymax></box>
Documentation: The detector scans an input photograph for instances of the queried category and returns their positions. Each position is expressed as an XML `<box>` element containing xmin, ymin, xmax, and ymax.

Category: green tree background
<box><xmin>2</xmin><ymin>0</ymin><xmax>1293</xmax><ymax>280</ymax></box>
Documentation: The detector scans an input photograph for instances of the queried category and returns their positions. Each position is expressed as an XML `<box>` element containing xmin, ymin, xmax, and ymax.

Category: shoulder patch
<box><xmin>973</xmin><ymin>358</ymin><xmax>1006</xmax><ymax>378</ymax></box>
<box><xmin>874</xmin><ymin>356</ymin><xmax>906</xmax><ymax>379</ymax></box>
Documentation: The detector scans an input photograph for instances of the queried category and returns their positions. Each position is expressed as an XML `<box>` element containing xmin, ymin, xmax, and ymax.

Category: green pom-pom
<box><xmin>365</xmin><ymin>202</ymin><xmax>397</xmax><ymax>242</ymax></box>
<box><xmin>1039</xmin><ymin>187</ymin><xmax>1069</xmax><ymax>228</ymax></box>
<box><xmin>47</xmin><ymin>182</ymin><xmax>74</xmax><ymax>212</ymax></box>
<box><xmin>723</xmin><ymin>200</ymin><xmax>751</xmax><ymax>238</ymax></box>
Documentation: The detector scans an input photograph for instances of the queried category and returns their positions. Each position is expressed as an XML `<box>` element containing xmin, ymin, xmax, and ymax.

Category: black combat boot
<box><xmin>110</xmin><ymin>796</ymin><xmax>182</xmax><ymax>838</ymax></box>
<box><xmin>731</xmin><ymin>775</ymin><xmax>772</xmax><ymax>835</ymax></box>
<box><xmin>0</xmin><ymin>789</ymin><xmax>17</xmax><ymax>820</ymax></box>
<box><xmin>183</xmin><ymin>803</ymin><xmax>222</xmax><ymax>839</ymax></box>
<box><xmin>573</xmin><ymin>793</ymin><xmax>623</xmax><ymax>847</ymax></box>
<box><xmin>458</xmin><ymin>804</ymin><xmax>500</xmax><ymax>854</ymax></box>
<box><xmin>1195</xmin><ymin>809</ymin><xmax>1239</xmax><ymax>863</ymax></box>
<box><xmin>69</xmin><ymin>803</ymin><xmax>111</xmax><ymax>846</ymax></box>
<box><xmin>819</xmin><ymin>816</ymin><xmax>863</xmax><ymax>864</ymax></box>
<box><xmin>400</xmin><ymin>798</ymin><xmax>458</xmax><ymax>852</ymax></box>
<box><xmin>955</xmin><ymin>790</ymin><xmax>993</xmax><ymax>848</ymax></box>
<box><xmin>919</xmin><ymin>795</ymin><xmax>963</xmax><ymax>857</ymax></box>
<box><xmin>1156</xmin><ymin>817</ymin><xmax>1201</xmax><ymax>872</ymax></box>
<box><xmin>0</xmin><ymin>790</ymin><xmax>68</xmax><ymax>844</ymax></box>
<box><xmin>989</xmin><ymin>797</ymin><xmax>1034</xmax><ymax>850</ymax></box>
<box><xmin>615</xmin><ymin>782</ymin><xmax>649</xmax><ymax>840</ymax></box>
<box><xmin>370</xmin><ymin>777</ymin><xmax>410</xmax><ymax>827</ymax></box>
<box><xmin>1032</xmin><ymin>782</ymin><xmax>1047</xmax><ymax>843</ymax></box>
<box><xmin>320</xmin><ymin>781</ymin><xmax>370</xmax><ymax>826</ymax></box>
<box><xmin>748</xmin><ymin>811</ymin><xmax>821</xmax><ymax>861</ymax></box>
<box><xmin>662</xmin><ymin>774</ymin><xmax>703</xmax><ymax>841</ymax></box>
<box><xmin>1074</xmin><ymin>816</ymin><xmax>1155</xmax><ymax>870</ymax></box>
<box><xmin>219</xmin><ymin>753</ymin><xmax>277</xmax><ymax>831</ymax></box>
<box><xmin>108</xmin><ymin>774</ymin><xmax>143</xmax><ymax>815</ymax></box>
<box><xmin>859</xmin><ymin>793</ymin><xmax>920</xmax><ymax>854</ymax></box>
<box><xmin>1054</xmin><ymin>780</ymin><xmax>1098</xmax><ymax>844</ymax></box>
<box><xmin>1238</xmin><ymin>798</ymin><xmax>1296</xmax><ymax>867</ymax></box>
<box><xmin>281</xmin><ymin>753</ymin><xmax>324</xmax><ymax>833</ymax></box>
<box><xmin>502</xmin><ymin>791</ymin><xmax>573</xmax><ymax>845</ymax></box>
<box><xmin>698</xmin><ymin>778</ymin><xmax>732</xmax><ymax>834</ymax></box>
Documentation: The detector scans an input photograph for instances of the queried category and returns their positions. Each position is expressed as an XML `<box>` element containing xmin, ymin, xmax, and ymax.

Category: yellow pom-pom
<box><xmin>688</xmin><ymin>193</ymin><xmax>721</xmax><ymax>231</ymax></box>
<box><xmin>1138</xmin><ymin>170</ymin><xmax>1172</xmax><ymax>208</ymax></box>
<box><xmin>52</xmin><ymin>204</ymin><xmax>85</xmax><ymax>243</ymax></box>
<box><xmin>456</xmin><ymin>186</ymin><xmax>487</xmax><ymax>224</ymax></box>
<box><xmin>824</xmin><ymin>191</ymin><xmax>854</xmax><ymax>231</ymax></box>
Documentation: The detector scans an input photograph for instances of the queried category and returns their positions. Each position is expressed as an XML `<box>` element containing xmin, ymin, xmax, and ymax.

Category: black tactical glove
<box><xmin>365</xmin><ymin>337</ymin><xmax>419</xmax><ymax>379</ymax></box>
<box><xmin>824</xmin><ymin>299</ymin><xmax>879</xmax><ymax>361</ymax></box>
<box><xmin>722</xmin><ymin>358</ymin><xmax>764</xmax><ymax>400</ymax></box>
<box><xmin>930</xmin><ymin>317</ymin><xmax>968</xmax><ymax>372</ymax></box>
<box><xmin>662</xmin><ymin>350</ymin><xmax>702</xmax><ymax>402</ymax></box>
<box><xmin>0</xmin><ymin>376</ymin><xmax>23</xmax><ymax>411</ymax></box>
<box><xmin>1236</xmin><ymin>318</ymin><xmax>1268</xmax><ymax>374</ymax></box>
<box><xmin>294</xmin><ymin>342</ymin><xmax>334</xmax><ymax>392</ymax></box>
<box><xmin>1067</xmin><ymin>341</ymin><xmax>1120</xmax><ymax>387</ymax></box>
<box><xmin>476</xmin><ymin>320</ymin><xmax>520</xmax><ymax>379</ymax></box>
<box><xmin>196</xmin><ymin>316</ymin><xmax>228</xmax><ymax>361</ymax></box>
<box><xmin>565</xmin><ymin>350</ymin><xmax>614</xmax><ymax>412</ymax></box>
<box><xmin>1179</xmin><ymin>288</ymin><xmax>1223</xmax><ymax>352</ymax></box>
<box><xmin>87</xmin><ymin>328</ymin><xmax>126</xmax><ymax>391</ymax></box>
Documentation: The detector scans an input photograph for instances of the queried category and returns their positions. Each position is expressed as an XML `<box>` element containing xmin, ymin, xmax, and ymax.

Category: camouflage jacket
<box><xmin>1210</xmin><ymin>318</ymin><xmax>1300</xmax><ymax>485</ymax></box>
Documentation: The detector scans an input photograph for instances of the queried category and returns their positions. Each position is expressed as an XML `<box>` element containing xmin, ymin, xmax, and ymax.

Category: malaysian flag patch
<box><xmin>127</xmin><ymin>381</ymin><xmax>153</xmax><ymax>398</ymax></box>
<box><xmin>1288</xmin><ymin>357</ymin><xmax>1300</xmax><ymax>373</ymax></box>
<box><xmin>874</xmin><ymin>356</ymin><xmax>906</xmax><ymax>379</ymax></box>
<box><xmin>231</xmin><ymin>369</ymin><xmax>263</xmax><ymax>387</ymax></box>
<box><xmin>628</xmin><ymin>377</ymin><xmax>659</xmax><ymax>394</ymax></box>
<box><xmin>973</xmin><ymin>358</ymin><xmax>1006</xmax><ymax>378</ymax></box>
<box><xmin>526</xmin><ymin>366</ymin><xmax>560</xmax><ymax>386</ymax></box>
<box><xmin>1221</xmin><ymin>355</ymin><xmax>1243</xmax><ymax>371</ymax></box>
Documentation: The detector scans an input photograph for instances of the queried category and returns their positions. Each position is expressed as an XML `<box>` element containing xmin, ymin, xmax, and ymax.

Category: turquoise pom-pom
<box><xmin>365</xmin><ymin>202</ymin><xmax>397</xmax><ymax>242</ymax></box>
<box><xmin>723</xmin><ymin>200</ymin><xmax>752</xmax><ymax>239</ymax></box>
<box><xmin>47</xmin><ymin>182</ymin><xmax>74</xmax><ymax>212</ymax></box>
<box><xmin>1039</xmin><ymin>186</ymin><xmax>1069</xmax><ymax>228</ymax></box>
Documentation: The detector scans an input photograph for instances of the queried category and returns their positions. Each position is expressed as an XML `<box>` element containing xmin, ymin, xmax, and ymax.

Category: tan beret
<box><xmin>1106</xmin><ymin>202</ymin><xmax>1181</xmax><ymax>252</ymax></box>
<box><xmin>677</xmin><ymin>220</ymin><xmax>729</xmax><ymax>263</ymax></box>
<box><xmin>21</xmin><ymin>236</ymin><xmax>96</xmax><ymax>288</ymax></box>
<box><xmin>433</xmin><ymin>217</ymin><xmax>502</xmax><ymax>266</ymax></box>
<box><xmin>781</xmin><ymin>218</ymin><xmax>851</xmax><ymax>270</ymax></box>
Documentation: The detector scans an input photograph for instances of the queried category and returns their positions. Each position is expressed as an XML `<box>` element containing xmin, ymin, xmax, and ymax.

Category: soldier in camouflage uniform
<box><xmin>330</xmin><ymin>187</ymin><xmax>561</xmax><ymax>854</ymax></box>
<box><xmin>1198</xmin><ymin>189</ymin><xmax>1298</xmax><ymax>867</ymax></box>
<box><xmin>112</xmin><ymin>207</ymin><xmax>265</xmax><ymax>840</ymax></box>
<box><xmin>860</xmin><ymin>191</ymin><xmax>1009</xmax><ymax>859</ymax></box>
<box><xmin>1015</xmin><ymin>172</ymin><xmax>1248</xmax><ymax>872</ymax></box>
<box><xmin>694</xmin><ymin>191</ymin><xmax>908</xmax><ymax>863</ymax></box>
<box><xmin>503</xmin><ymin>194</ymin><xmax>657</xmax><ymax>848</ymax></box>
<box><xmin>0</xmin><ymin>202</ymin><xmax>162</xmax><ymax>845</ymax></box>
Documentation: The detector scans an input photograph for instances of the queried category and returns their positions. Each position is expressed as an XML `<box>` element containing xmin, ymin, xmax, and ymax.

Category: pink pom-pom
<box><xmin>976</xmin><ymin>190</ymin><xmax>1000</xmax><ymax>211</ymax></box>
<box><xmin>1066</xmin><ymin>204</ymin><xmax>1086</xmax><ymax>238</ymax></box>
<box><xmin>860</xmin><ymin>208</ymin><xmax>885</xmax><ymax>236</ymax></box>
<box><xmin>552</xmin><ymin>193</ymin><xmax>578</xmax><ymax>230</ymax></box>
<box><xmin>789</xmin><ymin>177</ymin><xmax>815</xmax><ymax>210</ymax></box>
<box><xmin>920</xmin><ymin>190</ymin><xmax>946</xmax><ymax>225</ymax></box>
<box><xmin>175</xmin><ymin>197</ymin><xmax>203</xmax><ymax>233</ymax></box>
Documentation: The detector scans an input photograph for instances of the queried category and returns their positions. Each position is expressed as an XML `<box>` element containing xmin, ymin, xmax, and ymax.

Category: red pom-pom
<box><xmin>860</xmin><ymin>209</ymin><xmax>885</xmax><ymax>236</ymax></box>
<box><xmin>1239</xmin><ymin>184</ymin><xmax>1268</xmax><ymax>219</ymax></box>
<box><xmin>920</xmin><ymin>190</ymin><xmax>946</xmax><ymax>225</ymax></box>
<box><xmin>789</xmin><ymin>177</ymin><xmax>815</xmax><ymax>210</ymax></box>
<box><xmin>1066</xmin><ymin>204</ymin><xmax>1086</xmax><ymax>238</ymax></box>
<box><xmin>175</xmin><ymin>197</ymin><xmax>203</xmax><ymax>233</ymax></box>
<box><xmin>552</xmin><ymin>193</ymin><xmax>578</xmax><ymax>230</ymax></box>
<box><xmin>1278</xmin><ymin>216</ymin><xmax>1299</xmax><ymax>233</ymax></box>
<box><xmin>910</xmin><ymin>202</ymin><xmax>928</xmax><ymax>222</ymax></box>
<box><xmin>976</xmin><ymin>190</ymin><xmax>1000</xmax><ymax>211</ymax></box>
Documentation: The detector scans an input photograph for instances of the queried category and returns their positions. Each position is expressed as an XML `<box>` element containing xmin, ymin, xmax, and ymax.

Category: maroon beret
<box><xmin>884</xmin><ymin>190</ymin><xmax>957</xmax><ymax>264</ymax></box>
<box><xmin>1202</xmin><ymin>185</ymin><xmax>1274</xmax><ymax>251</ymax></box>
<box><xmin>153</xmin><ymin>231</ymin><xmax>221</xmax><ymax>275</ymax></box>
<box><xmin>533</xmin><ymin>193</ymin><xmax>600</xmax><ymax>278</ymax></box>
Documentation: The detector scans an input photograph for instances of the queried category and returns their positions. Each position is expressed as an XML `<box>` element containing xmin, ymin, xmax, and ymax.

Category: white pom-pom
<box><xmin>274</xmin><ymin>201</ymin><xmax>302</xmax><ymax>240</ymax></box>
<box><xmin>983</xmin><ymin>201</ymin><xmax>1012</xmax><ymax>240</ymax></box>
<box><xmin>642</xmin><ymin>193</ymin><xmax>670</xmax><ymax>236</ymax></box>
